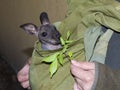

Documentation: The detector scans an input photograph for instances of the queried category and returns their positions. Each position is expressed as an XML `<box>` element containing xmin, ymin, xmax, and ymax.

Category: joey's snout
<box><xmin>53</xmin><ymin>32</ymin><xmax>61</xmax><ymax>44</ymax></box>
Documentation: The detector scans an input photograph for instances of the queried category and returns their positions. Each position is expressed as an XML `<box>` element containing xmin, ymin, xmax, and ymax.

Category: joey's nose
<box><xmin>54</xmin><ymin>34</ymin><xmax>61</xmax><ymax>44</ymax></box>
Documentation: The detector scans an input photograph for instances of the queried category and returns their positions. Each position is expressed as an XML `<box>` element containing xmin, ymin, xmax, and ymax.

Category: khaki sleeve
<box><xmin>91</xmin><ymin>62</ymin><xmax>120</xmax><ymax>90</ymax></box>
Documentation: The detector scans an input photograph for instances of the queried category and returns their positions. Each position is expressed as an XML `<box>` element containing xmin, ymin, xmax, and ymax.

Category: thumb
<box><xmin>71</xmin><ymin>60</ymin><xmax>95</xmax><ymax>70</ymax></box>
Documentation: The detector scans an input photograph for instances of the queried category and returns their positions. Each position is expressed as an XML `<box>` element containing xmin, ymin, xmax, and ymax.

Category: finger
<box><xmin>75</xmin><ymin>78</ymin><xmax>84</xmax><ymax>89</ymax></box>
<box><xmin>73</xmin><ymin>82</ymin><xmax>79</xmax><ymax>90</ymax></box>
<box><xmin>17</xmin><ymin>64</ymin><xmax>29</xmax><ymax>80</ymax></box>
<box><xmin>71</xmin><ymin>60</ymin><xmax>95</xmax><ymax>70</ymax></box>
<box><xmin>70</xmin><ymin>64</ymin><xmax>90</xmax><ymax>81</ymax></box>
<box><xmin>21</xmin><ymin>81</ymin><xmax>30</xmax><ymax>89</ymax></box>
<box><xmin>74</xmin><ymin>81</ymin><xmax>83</xmax><ymax>90</ymax></box>
<box><xmin>71</xmin><ymin>64</ymin><xmax>95</xmax><ymax>88</ymax></box>
<box><xmin>17</xmin><ymin>73</ymin><xmax>29</xmax><ymax>82</ymax></box>
<box><xmin>18</xmin><ymin>64</ymin><xmax>29</xmax><ymax>75</ymax></box>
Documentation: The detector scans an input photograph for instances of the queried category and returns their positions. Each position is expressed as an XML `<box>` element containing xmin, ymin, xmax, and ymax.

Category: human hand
<box><xmin>70</xmin><ymin>60</ymin><xmax>95</xmax><ymax>90</ymax></box>
<box><xmin>17</xmin><ymin>62</ymin><xmax>30</xmax><ymax>89</ymax></box>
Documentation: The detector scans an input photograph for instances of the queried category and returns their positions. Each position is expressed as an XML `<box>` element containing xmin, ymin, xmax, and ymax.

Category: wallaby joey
<box><xmin>20</xmin><ymin>12</ymin><xmax>62</xmax><ymax>50</ymax></box>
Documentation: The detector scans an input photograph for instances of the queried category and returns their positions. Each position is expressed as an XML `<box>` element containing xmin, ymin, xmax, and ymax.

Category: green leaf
<box><xmin>62</xmin><ymin>45</ymin><xmax>68</xmax><ymax>53</ymax></box>
<box><xmin>58</xmin><ymin>53</ymin><xmax>64</xmax><ymax>65</ymax></box>
<box><xmin>65</xmin><ymin>40</ymin><xmax>73</xmax><ymax>44</ymax></box>
<box><xmin>50</xmin><ymin>59</ymin><xmax>58</xmax><ymax>77</ymax></box>
<box><xmin>68</xmin><ymin>51</ymin><xmax>73</xmax><ymax>58</ymax></box>
<box><xmin>60</xmin><ymin>37</ymin><xmax>65</xmax><ymax>45</ymax></box>
<box><xmin>42</xmin><ymin>52</ymin><xmax>59</xmax><ymax>63</ymax></box>
<box><xmin>41</xmin><ymin>31</ymin><xmax>74</xmax><ymax>77</ymax></box>
<box><xmin>67</xmin><ymin>31</ymin><xmax>71</xmax><ymax>39</ymax></box>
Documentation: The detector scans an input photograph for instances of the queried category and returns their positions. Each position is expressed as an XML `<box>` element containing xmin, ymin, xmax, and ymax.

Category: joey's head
<box><xmin>20</xmin><ymin>12</ymin><xmax>61</xmax><ymax>50</ymax></box>
<box><xmin>38</xmin><ymin>24</ymin><xmax>61</xmax><ymax>45</ymax></box>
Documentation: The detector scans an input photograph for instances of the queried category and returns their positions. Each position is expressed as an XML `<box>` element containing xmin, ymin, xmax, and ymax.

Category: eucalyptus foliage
<box><xmin>42</xmin><ymin>31</ymin><xmax>73</xmax><ymax>77</ymax></box>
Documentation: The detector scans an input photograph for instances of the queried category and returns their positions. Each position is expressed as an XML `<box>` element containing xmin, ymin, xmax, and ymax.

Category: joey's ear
<box><xmin>40</xmin><ymin>12</ymin><xmax>50</xmax><ymax>25</ymax></box>
<box><xmin>20</xmin><ymin>23</ymin><xmax>38</xmax><ymax>35</ymax></box>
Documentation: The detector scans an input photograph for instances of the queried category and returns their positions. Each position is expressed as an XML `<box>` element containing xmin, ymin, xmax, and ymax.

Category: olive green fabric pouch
<box><xmin>29</xmin><ymin>0</ymin><xmax>120</xmax><ymax>90</ymax></box>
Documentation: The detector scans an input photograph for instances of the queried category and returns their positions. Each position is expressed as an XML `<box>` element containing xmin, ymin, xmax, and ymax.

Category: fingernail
<box><xmin>71</xmin><ymin>60</ymin><xmax>77</xmax><ymax>65</ymax></box>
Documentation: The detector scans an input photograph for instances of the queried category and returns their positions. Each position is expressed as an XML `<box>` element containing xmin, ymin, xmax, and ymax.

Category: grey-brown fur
<box><xmin>20</xmin><ymin>12</ymin><xmax>62</xmax><ymax>50</ymax></box>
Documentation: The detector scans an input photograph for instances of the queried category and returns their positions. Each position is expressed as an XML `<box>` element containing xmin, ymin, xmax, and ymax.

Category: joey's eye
<box><xmin>41</xmin><ymin>32</ymin><xmax>47</xmax><ymax>37</ymax></box>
